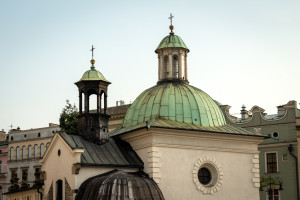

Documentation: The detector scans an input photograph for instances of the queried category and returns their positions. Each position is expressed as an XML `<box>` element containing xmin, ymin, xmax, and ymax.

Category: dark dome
<box><xmin>76</xmin><ymin>170</ymin><xmax>165</xmax><ymax>200</ymax></box>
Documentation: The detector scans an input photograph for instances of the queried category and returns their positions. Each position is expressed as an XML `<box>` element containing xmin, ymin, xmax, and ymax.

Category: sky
<box><xmin>0</xmin><ymin>0</ymin><xmax>299</xmax><ymax>132</ymax></box>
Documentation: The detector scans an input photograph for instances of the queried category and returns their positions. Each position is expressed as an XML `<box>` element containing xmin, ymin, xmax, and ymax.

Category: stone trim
<box><xmin>252</xmin><ymin>154</ymin><xmax>260</xmax><ymax>188</ymax></box>
<box><xmin>47</xmin><ymin>183</ymin><xmax>53</xmax><ymax>200</ymax></box>
<box><xmin>134</xmin><ymin>143</ymin><xmax>259</xmax><ymax>154</ymax></box>
<box><xmin>148</xmin><ymin>147</ymin><xmax>161</xmax><ymax>184</ymax></box>
<box><xmin>65</xmin><ymin>178</ymin><xmax>73</xmax><ymax>200</ymax></box>
<box><xmin>192</xmin><ymin>156</ymin><xmax>223</xmax><ymax>195</ymax></box>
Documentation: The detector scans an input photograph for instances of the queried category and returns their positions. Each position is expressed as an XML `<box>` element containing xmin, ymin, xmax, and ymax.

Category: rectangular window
<box><xmin>282</xmin><ymin>154</ymin><xmax>288</xmax><ymax>161</ymax></box>
<box><xmin>267</xmin><ymin>188</ymin><xmax>280</xmax><ymax>200</ymax></box>
<box><xmin>266</xmin><ymin>152</ymin><xmax>278</xmax><ymax>173</ymax></box>
<box><xmin>22</xmin><ymin>169</ymin><xmax>28</xmax><ymax>183</ymax></box>
<box><xmin>10</xmin><ymin>169</ymin><xmax>18</xmax><ymax>183</ymax></box>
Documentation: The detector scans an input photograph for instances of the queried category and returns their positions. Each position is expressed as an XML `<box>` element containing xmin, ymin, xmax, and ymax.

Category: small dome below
<box><xmin>155</xmin><ymin>34</ymin><xmax>189</xmax><ymax>53</ymax></box>
<box><xmin>79</xmin><ymin>66</ymin><xmax>110</xmax><ymax>83</ymax></box>
<box><xmin>76</xmin><ymin>170</ymin><xmax>165</xmax><ymax>200</ymax></box>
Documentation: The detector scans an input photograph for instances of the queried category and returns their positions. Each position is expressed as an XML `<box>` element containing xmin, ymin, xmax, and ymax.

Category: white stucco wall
<box><xmin>121</xmin><ymin>128</ymin><xmax>263</xmax><ymax>200</ymax></box>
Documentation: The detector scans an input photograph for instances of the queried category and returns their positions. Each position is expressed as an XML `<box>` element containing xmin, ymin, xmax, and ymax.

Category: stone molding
<box><xmin>252</xmin><ymin>154</ymin><xmax>260</xmax><ymax>188</ymax></box>
<box><xmin>47</xmin><ymin>183</ymin><xmax>53</xmax><ymax>200</ymax></box>
<box><xmin>192</xmin><ymin>156</ymin><xmax>223</xmax><ymax>195</ymax></box>
<box><xmin>148</xmin><ymin>147</ymin><xmax>162</xmax><ymax>184</ymax></box>
<box><xmin>134</xmin><ymin>143</ymin><xmax>259</xmax><ymax>154</ymax></box>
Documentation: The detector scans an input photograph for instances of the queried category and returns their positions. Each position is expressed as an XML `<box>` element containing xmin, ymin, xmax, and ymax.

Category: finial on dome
<box><xmin>168</xmin><ymin>13</ymin><xmax>174</xmax><ymax>34</ymax></box>
<box><xmin>90</xmin><ymin>45</ymin><xmax>95</xmax><ymax>70</ymax></box>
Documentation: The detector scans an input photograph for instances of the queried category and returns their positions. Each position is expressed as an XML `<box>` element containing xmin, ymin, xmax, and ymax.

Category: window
<box><xmin>22</xmin><ymin>146</ymin><xmax>26</xmax><ymax>159</ymax></box>
<box><xmin>266</xmin><ymin>152</ymin><xmax>278</xmax><ymax>173</ymax></box>
<box><xmin>267</xmin><ymin>188</ymin><xmax>280</xmax><ymax>200</ymax></box>
<box><xmin>10</xmin><ymin>169</ymin><xmax>17</xmax><ymax>183</ymax></box>
<box><xmin>28</xmin><ymin>145</ymin><xmax>32</xmax><ymax>158</ymax></box>
<box><xmin>163</xmin><ymin>56</ymin><xmax>169</xmax><ymax>76</ymax></box>
<box><xmin>193</xmin><ymin>157</ymin><xmax>223</xmax><ymax>195</ymax></box>
<box><xmin>34</xmin><ymin>167</ymin><xmax>42</xmax><ymax>187</ymax></box>
<box><xmin>46</xmin><ymin>142</ymin><xmax>50</xmax><ymax>149</ymax></box>
<box><xmin>22</xmin><ymin>168</ymin><xmax>28</xmax><ymax>183</ymax></box>
<box><xmin>172</xmin><ymin>55</ymin><xmax>179</xmax><ymax>78</ymax></box>
<box><xmin>272</xmin><ymin>132</ymin><xmax>279</xmax><ymax>138</ymax></box>
<box><xmin>10</xmin><ymin>147</ymin><xmax>14</xmax><ymax>160</ymax></box>
<box><xmin>40</xmin><ymin>144</ymin><xmax>45</xmax><ymax>157</ymax></box>
<box><xmin>16</xmin><ymin>147</ymin><xmax>20</xmax><ymax>160</ymax></box>
<box><xmin>198</xmin><ymin>167</ymin><xmax>211</xmax><ymax>185</ymax></box>
<box><xmin>34</xmin><ymin>144</ymin><xmax>38</xmax><ymax>158</ymax></box>
<box><xmin>282</xmin><ymin>154</ymin><xmax>288</xmax><ymax>161</ymax></box>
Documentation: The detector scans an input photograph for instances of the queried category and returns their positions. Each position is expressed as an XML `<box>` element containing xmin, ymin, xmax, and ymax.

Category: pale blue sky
<box><xmin>1</xmin><ymin>0</ymin><xmax>299</xmax><ymax>131</ymax></box>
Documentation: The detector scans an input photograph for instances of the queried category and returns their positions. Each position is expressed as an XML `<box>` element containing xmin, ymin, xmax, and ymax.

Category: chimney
<box><xmin>277</xmin><ymin>105</ymin><xmax>285</xmax><ymax>117</ymax></box>
<box><xmin>241</xmin><ymin>105</ymin><xmax>249</xmax><ymax>120</ymax></box>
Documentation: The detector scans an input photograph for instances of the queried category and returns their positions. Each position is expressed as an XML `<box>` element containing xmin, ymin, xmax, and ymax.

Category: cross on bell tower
<box><xmin>75</xmin><ymin>46</ymin><xmax>111</xmax><ymax>144</ymax></box>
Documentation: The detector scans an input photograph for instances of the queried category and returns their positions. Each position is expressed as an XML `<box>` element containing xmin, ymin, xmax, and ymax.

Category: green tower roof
<box><xmin>155</xmin><ymin>33</ymin><xmax>189</xmax><ymax>53</ymax></box>
<box><xmin>78</xmin><ymin>64</ymin><xmax>110</xmax><ymax>83</ymax></box>
<box><xmin>122</xmin><ymin>82</ymin><xmax>226</xmax><ymax>128</ymax></box>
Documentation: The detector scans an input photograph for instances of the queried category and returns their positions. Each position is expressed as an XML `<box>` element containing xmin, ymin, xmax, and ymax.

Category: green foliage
<box><xmin>260</xmin><ymin>176</ymin><xmax>283</xmax><ymax>191</ymax></box>
<box><xmin>59</xmin><ymin>100</ymin><xmax>79</xmax><ymax>135</ymax></box>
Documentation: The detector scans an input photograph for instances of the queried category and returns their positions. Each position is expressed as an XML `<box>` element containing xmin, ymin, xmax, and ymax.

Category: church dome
<box><xmin>79</xmin><ymin>68</ymin><xmax>110</xmax><ymax>83</ymax></box>
<box><xmin>155</xmin><ymin>33</ymin><xmax>189</xmax><ymax>53</ymax></box>
<box><xmin>77</xmin><ymin>59</ymin><xmax>110</xmax><ymax>83</ymax></box>
<box><xmin>75</xmin><ymin>170</ymin><xmax>165</xmax><ymax>200</ymax></box>
<box><xmin>123</xmin><ymin>82</ymin><xmax>226</xmax><ymax>128</ymax></box>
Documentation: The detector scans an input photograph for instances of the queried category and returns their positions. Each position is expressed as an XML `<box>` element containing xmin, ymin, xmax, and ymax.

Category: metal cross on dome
<box><xmin>169</xmin><ymin>13</ymin><xmax>174</xmax><ymax>25</ymax></box>
<box><xmin>90</xmin><ymin>45</ymin><xmax>95</xmax><ymax>60</ymax></box>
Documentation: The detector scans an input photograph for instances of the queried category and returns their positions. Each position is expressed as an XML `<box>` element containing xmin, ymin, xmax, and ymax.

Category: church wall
<box><xmin>121</xmin><ymin>128</ymin><xmax>263</xmax><ymax>200</ymax></box>
<box><xmin>42</xmin><ymin>136</ymin><xmax>79</xmax><ymax>200</ymax></box>
<box><xmin>157</xmin><ymin>146</ymin><xmax>258</xmax><ymax>200</ymax></box>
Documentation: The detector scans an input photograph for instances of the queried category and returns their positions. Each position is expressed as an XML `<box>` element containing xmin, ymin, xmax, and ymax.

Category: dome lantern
<box><xmin>156</xmin><ymin>14</ymin><xmax>189</xmax><ymax>84</ymax></box>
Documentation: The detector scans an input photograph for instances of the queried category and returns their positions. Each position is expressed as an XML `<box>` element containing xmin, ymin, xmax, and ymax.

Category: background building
<box><xmin>5</xmin><ymin>124</ymin><xmax>60</xmax><ymax>199</ymax></box>
<box><xmin>221</xmin><ymin>100</ymin><xmax>300</xmax><ymax>200</ymax></box>
<box><xmin>0</xmin><ymin>141</ymin><xmax>8</xmax><ymax>200</ymax></box>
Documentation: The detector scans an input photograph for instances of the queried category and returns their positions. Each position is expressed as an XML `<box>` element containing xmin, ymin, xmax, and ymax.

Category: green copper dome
<box><xmin>123</xmin><ymin>82</ymin><xmax>226</xmax><ymax>128</ymax></box>
<box><xmin>79</xmin><ymin>64</ymin><xmax>110</xmax><ymax>83</ymax></box>
<box><xmin>155</xmin><ymin>33</ymin><xmax>189</xmax><ymax>53</ymax></box>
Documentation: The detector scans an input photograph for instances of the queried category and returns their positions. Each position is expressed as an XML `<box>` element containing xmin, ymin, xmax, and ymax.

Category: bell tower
<box><xmin>155</xmin><ymin>14</ymin><xmax>190</xmax><ymax>84</ymax></box>
<box><xmin>75</xmin><ymin>46</ymin><xmax>111</xmax><ymax>144</ymax></box>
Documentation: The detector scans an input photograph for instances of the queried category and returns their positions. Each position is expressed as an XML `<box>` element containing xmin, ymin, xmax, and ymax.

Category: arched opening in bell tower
<box><xmin>79</xmin><ymin>91</ymin><xmax>84</xmax><ymax>113</ymax></box>
<box><xmin>89</xmin><ymin>94</ymin><xmax>97</xmax><ymax>111</ymax></box>
<box><xmin>100</xmin><ymin>91</ymin><xmax>107</xmax><ymax>114</ymax></box>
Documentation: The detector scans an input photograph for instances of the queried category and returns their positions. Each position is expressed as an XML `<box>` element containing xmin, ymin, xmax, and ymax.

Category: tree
<box><xmin>59</xmin><ymin>100</ymin><xmax>79</xmax><ymax>135</ymax></box>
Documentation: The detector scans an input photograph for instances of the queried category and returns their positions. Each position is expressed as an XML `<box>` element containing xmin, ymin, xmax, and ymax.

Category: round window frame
<box><xmin>193</xmin><ymin>157</ymin><xmax>223</xmax><ymax>195</ymax></box>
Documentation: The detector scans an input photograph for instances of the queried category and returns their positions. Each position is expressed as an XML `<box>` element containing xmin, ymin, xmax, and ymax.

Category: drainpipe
<box><xmin>37</xmin><ymin>186</ymin><xmax>43</xmax><ymax>200</ymax></box>
<box><xmin>288</xmin><ymin>144</ymin><xmax>300</xmax><ymax>200</ymax></box>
